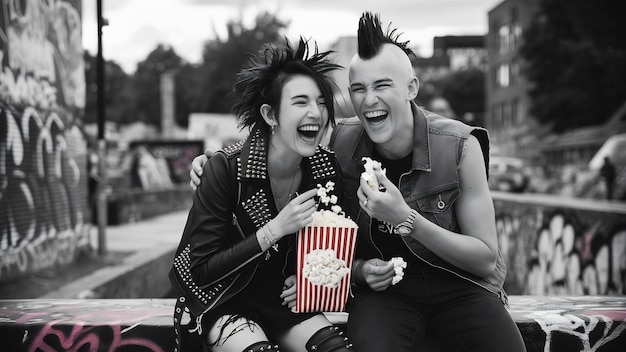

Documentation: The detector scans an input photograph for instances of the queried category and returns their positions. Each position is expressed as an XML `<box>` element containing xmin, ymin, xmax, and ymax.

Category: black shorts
<box><xmin>201</xmin><ymin>253</ymin><xmax>319</xmax><ymax>340</ymax></box>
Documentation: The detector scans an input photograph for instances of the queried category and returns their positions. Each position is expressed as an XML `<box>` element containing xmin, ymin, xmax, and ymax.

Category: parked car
<box><xmin>488</xmin><ymin>156</ymin><xmax>529</xmax><ymax>192</ymax></box>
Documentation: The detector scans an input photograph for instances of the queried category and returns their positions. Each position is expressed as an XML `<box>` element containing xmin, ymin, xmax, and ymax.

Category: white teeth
<box><xmin>298</xmin><ymin>124</ymin><xmax>320</xmax><ymax>132</ymax></box>
<box><xmin>364</xmin><ymin>110</ymin><xmax>386</xmax><ymax>118</ymax></box>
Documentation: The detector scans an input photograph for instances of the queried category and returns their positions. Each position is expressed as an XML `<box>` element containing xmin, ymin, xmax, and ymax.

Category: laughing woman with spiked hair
<box><xmin>170</xmin><ymin>37</ymin><xmax>354</xmax><ymax>352</ymax></box>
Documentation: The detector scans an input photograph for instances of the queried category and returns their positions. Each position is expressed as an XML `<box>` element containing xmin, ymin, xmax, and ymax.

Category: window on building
<box><xmin>498</xmin><ymin>25</ymin><xmax>511</xmax><ymax>54</ymax></box>
<box><xmin>497</xmin><ymin>64</ymin><xmax>510</xmax><ymax>88</ymax></box>
<box><xmin>511</xmin><ymin>7</ymin><xmax>522</xmax><ymax>48</ymax></box>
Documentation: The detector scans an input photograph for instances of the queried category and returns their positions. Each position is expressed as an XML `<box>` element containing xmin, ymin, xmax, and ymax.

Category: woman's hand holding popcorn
<box><xmin>280</xmin><ymin>275</ymin><xmax>297</xmax><ymax>311</ymax></box>
<box><xmin>270</xmin><ymin>188</ymin><xmax>319</xmax><ymax>239</ymax></box>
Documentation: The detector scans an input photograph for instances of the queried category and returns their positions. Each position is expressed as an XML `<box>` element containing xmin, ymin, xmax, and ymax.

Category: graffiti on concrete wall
<box><xmin>128</xmin><ymin>140</ymin><xmax>205</xmax><ymax>189</ymax></box>
<box><xmin>509</xmin><ymin>296</ymin><xmax>626</xmax><ymax>352</ymax></box>
<box><xmin>0</xmin><ymin>0</ymin><xmax>89</xmax><ymax>283</ymax></box>
<box><xmin>0</xmin><ymin>0</ymin><xmax>85</xmax><ymax>109</ymax></box>
<box><xmin>2</xmin><ymin>298</ymin><xmax>625</xmax><ymax>352</ymax></box>
<box><xmin>495</xmin><ymin>197</ymin><xmax>626</xmax><ymax>295</ymax></box>
<box><xmin>1</xmin><ymin>300</ymin><xmax>173</xmax><ymax>351</ymax></box>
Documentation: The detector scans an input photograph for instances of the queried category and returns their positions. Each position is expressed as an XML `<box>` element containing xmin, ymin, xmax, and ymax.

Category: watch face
<box><xmin>396</xmin><ymin>225</ymin><xmax>411</xmax><ymax>235</ymax></box>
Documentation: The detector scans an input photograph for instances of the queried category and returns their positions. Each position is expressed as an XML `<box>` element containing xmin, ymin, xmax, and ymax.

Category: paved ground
<box><xmin>0</xmin><ymin>210</ymin><xmax>189</xmax><ymax>299</ymax></box>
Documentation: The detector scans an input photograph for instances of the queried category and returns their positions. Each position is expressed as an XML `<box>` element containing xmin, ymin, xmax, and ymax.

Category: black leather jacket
<box><xmin>170</xmin><ymin>126</ymin><xmax>343</xmax><ymax>317</ymax></box>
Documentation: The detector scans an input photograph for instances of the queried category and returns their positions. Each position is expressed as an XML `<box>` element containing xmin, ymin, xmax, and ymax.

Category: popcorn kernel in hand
<box><xmin>390</xmin><ymin>257</ymin><xmax>407</xmax><ymax>285</ymax></box>
<box><xmin>361</xmin><ymin>157</ymin><xmax>386</xmax><ymax>191</ymax></box>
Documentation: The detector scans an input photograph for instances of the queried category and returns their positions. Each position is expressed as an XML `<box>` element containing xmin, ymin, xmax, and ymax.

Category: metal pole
<box><xmin>96</xmin><ymin>0</ymin><xmax>108</xmax><ymax>255</ymax></box>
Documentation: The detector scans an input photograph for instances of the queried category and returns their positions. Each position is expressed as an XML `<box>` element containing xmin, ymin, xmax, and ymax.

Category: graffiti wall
<box><xmin>1</xmin><ymin>297</ymin><xmax>624</xmax><ymax>352</ymax></box>
<box><xmin>0</xmin><ymin>299</ymin><xmax>174</xmax><ymax>351</ymax></box>
<box><xmin>0</xmin><ymin>0</ymin><xmax>89</xmax><ymax>284</ymax></box>
<box><xmin>494</xmin><ymin>193</ymin><xmax>626</xmax><ymax>295</ymax></box>
<box><xmin>127</xmin><ymin>140</ymin><xmax>204</xmax><ymax>190</ymax></box>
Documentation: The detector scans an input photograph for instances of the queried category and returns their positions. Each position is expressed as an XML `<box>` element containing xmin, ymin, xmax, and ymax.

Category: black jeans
<box><xmin>347</xmin><ymin>264</ymin><xmax>526</xmax><ymax>352</ymax></box>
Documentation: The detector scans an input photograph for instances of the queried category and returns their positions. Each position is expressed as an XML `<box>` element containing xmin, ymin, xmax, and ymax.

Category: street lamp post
<box><xmin>96</xmin><ymin>0</ymin><xmax>108</xmax><ymax>255</ymax></box>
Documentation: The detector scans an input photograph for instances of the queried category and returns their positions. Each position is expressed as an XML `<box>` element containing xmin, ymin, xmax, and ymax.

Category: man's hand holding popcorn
<box><xmin>357</xmin><ymin>159</ymin><xmax>414</xmax><ymax>230</ymax></box>
<box><xmin>361</xmin><ymin>157</ymin><xmax>385</xmax><ymax>191</ymax></box>
<box><xmin>354</xmin><ymin>257</ymin><xmax>407</xmax><ymax>291</ymax></box>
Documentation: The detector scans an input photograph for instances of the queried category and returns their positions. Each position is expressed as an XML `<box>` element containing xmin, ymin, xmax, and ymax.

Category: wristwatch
<box><xmin>394</xmin><ymin>209</ymin><xmax>418</xmax><ymax>236</ymax></box>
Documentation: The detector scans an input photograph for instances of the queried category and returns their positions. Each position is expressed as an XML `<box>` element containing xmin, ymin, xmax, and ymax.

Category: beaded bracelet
<box><xmin>261</xmin><ymin>224</ymin><xmax>276</xmax><ymax>246</ymax></box>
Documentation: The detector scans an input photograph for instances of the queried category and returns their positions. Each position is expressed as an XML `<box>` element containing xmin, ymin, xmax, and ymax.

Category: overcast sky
<box><xmin>82</xmin><ymin>0</ymin><xmax>504</xmax><ymax>73</ymax></box>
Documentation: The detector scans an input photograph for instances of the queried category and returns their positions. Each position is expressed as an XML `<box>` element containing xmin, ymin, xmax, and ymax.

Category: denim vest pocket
<box><xmin>415</xmin><ymin>185</ymin><xmax>460</xmax><ymax>230</ymax></box>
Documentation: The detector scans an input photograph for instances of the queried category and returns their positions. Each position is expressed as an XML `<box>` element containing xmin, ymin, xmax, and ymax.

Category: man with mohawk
<box><xmin>333</xmin><ymin>12</ymin><xmax>527</xmax><ymax>351</ymax></box>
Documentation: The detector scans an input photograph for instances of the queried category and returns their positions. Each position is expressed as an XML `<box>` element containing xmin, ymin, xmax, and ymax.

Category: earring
<box><xmin>271</xmin><ymin>121</ymin><xmax>276</xmax><ymax>135</ymax></box>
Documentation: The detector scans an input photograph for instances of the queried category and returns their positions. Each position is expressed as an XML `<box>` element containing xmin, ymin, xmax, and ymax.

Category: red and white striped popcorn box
<box><xmin>295</xmin><ymin>225</ymin><xmax>358</xmax><ymax>313</ymax></box>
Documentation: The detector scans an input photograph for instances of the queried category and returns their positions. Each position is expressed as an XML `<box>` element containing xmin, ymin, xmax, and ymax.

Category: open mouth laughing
<box><xmin>297</xmin><ymin>124</ymin><xmax>321</xmax><ymax>142</ymax></box>
<box><xmin>363</xmin><ymin>110</ymin><xmax>388</xmax><ymax>125</ymax></box>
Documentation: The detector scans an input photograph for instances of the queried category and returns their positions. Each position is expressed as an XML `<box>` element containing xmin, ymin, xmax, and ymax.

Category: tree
<box><xmin>520</xmin><ymin>0</ymin><xmax>626</xmax><ymax>133</ymax></box>
<box><xmin>198</xmin><ymin>11</ymin><xmax>289</xmax><ymax>113</ymax></box>
<box><xmin>132</xmin><ymin>45</ymin><xmax>185</xmax><ymax>128</ymax></box>
<box><xmin>175</xmin><ymin>63</ymin><xmax>205</xmax><ymax>128</ymax></box>
<box><xmin>83</xmin><ymin>51</ymin><xmax>134</xmax><ymax>125</ymax></box>
<box><xmin>440</xmin><ymin>68</ymin><xmax>485</xmax><ymax>125</ymax></box>
<box><xmin>116</xmin><ymin>11</ymin><xmax>288</xmax><ymax>128</ymax></box>
<box><xmin>414</xmin><ymin>68</ymin><xmax>485</xmax><ymax>126</ymax></box>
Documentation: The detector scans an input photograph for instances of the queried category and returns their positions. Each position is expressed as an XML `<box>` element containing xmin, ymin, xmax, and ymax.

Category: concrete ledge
<box><xmin>108</xmin><ymin>186</ymin><xmax>193</xmax><ymax>225</ymax></box>
<box><xmin>1</xmin><ymin>296</ymin><xmax>625</xmax><ymax>351</ymax></box>
<box><xmin>38</xmin><ymin>247</ymin><xmax>175</xmax><ymax>299</ymax></box>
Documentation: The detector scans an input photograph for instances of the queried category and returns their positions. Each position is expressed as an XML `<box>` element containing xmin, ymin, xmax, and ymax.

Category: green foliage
<box><xmin>520</xmin><ymin>0</ymin><xmax>626</xmax><ymax>133</ymax></box>
<box><xmin>415</xmin><ymin>68</ymin><xmax>485</xmax><ymax>126</ymax></box>
<box><xmin>197</xmin><ymin>11</ymin><xmax>289</xmax><ymax>113</ymax></box>
<box><xmin>83</xmin><ymin>51</ymin><xmax>134</xmax><ymax>125</ymax></box>
<box><xmin>175</xmin><ymin>63</ymin><xmax>205</xmax><ymax>127</ymax></box>
<box><xmin>440</xmin><ymin>68</ymin><xmax>485</xmax><ymax>117</ymax></box>
<box><xmin>132</xmin><ymin>45</ymin><xmax>185</xmax><ymax>128</ymax></box>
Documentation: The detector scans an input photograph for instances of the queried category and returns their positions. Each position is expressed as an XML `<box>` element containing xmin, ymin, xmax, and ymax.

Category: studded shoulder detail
<box><xmin>307</xmin><ymin>146</ymin><xmax>338</xmax><ymax>181</ymax></box>
<box><xmin>221</xmin><ymin>139</ymin><xmax>245</xmax><ymax>158</ymax></box>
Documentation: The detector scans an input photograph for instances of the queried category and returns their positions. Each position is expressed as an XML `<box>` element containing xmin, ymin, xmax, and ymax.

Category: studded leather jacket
<box><xmin>329</xmin><ymin>103</ymin><xmax>508</xmax><ymax>302</ymax></box>
<box><xmin>169</xmin><ymin>126</ymin><xmax>342</xmax><ymax>318</ymax></box>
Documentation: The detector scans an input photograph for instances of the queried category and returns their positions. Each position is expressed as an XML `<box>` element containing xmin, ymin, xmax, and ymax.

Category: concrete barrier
<box><xmin>107</xmin><ymin>186</ymin><xmax>193</xmax><ymax>225</ymax></box>
<box><xmin>1</xmin><ymin>296</ymin><xmax>625</xmax><ymax>351</ymax></box>
<box><xmin>492</xmin><ymin>192</ymin><xmax>626</xmax><ymax>295</ymax></box>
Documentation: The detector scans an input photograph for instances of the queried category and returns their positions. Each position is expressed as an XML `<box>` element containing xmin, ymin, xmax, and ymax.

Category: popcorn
<box><xmin>316</xmin><ymin>181</ymin><xmax>338</xmax><ymax>207</ymax></box>
<box><xmin>390</xmin><ymin>257</ymin><xmax>407</xmax><ymax>285</ymax></box>
<box><xmin>295</xmin><ymin>181</ymin><xmax>358</xmax><ymax>312</ymax></box>
<box><xmin>311</xmin><ymin>181</ymin><xmax>356</xmax><ymax>227</ymax></box>
<box><xmin>310</xmin><ymin>209</ymin><xmax>357</xmax><ymax>228</ymax></box>
<box><xmin>361</xmin><ymin>157</ymin><xmax>386</xmax><ymax>191</ymax></box>
<box><xmin>302</xmin><ymin>249</ymin><xmax>350</xmax><ymax>288</ymax></box>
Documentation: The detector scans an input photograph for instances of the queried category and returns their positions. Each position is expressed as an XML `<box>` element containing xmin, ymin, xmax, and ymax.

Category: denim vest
<box><xmin>330</xmin><ymin>103</ymin><xmax>508</xmax><ymax>303</ymax></box>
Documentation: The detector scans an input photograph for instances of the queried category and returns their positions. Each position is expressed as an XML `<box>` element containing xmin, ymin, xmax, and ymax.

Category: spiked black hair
<box><xmin>232</xmin><ymin>37</ymin><xmax>342</xmax><ymax>131</ymax></box>
<box><xmin>357</xmin><ymin>12</ymin><xmax>415</xmax><ymax>59</ymax></box>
